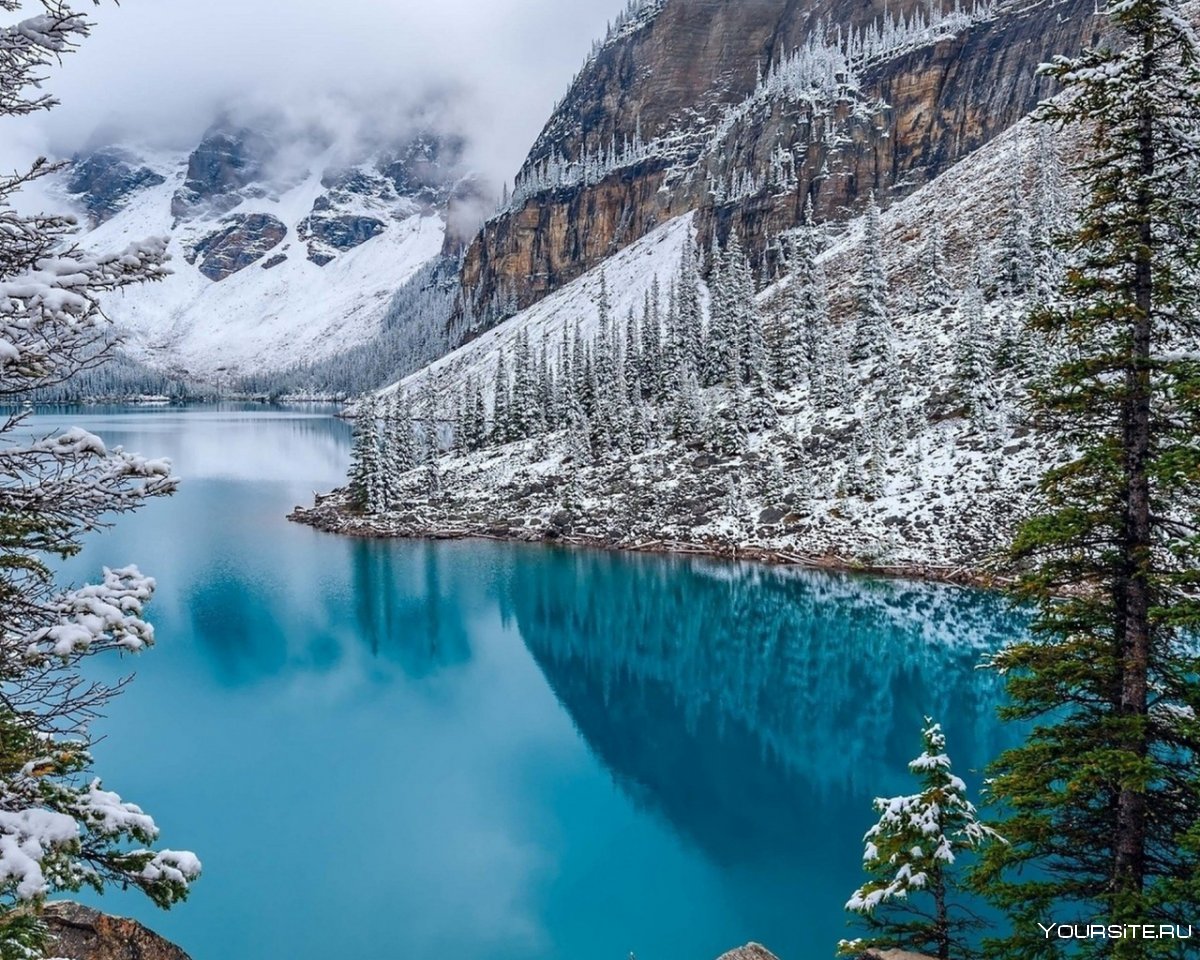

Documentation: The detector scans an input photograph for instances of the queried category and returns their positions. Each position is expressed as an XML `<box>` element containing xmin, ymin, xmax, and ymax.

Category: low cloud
<box><xmin>14</xmin><ymin>0</ymin><xmax>622</xmax><ymax>186</ymax></box>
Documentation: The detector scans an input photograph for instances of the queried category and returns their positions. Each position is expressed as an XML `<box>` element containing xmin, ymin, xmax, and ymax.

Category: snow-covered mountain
<box><xmin>52</xmin><ymin>117</ymin><xmax>484</xmax><ymax>380</ymax></box>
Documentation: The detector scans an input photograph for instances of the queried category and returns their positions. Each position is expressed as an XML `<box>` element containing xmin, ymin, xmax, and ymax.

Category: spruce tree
<box><xmin>0</xmin><ymin>9</ymin><xmax>202</xmax><ymax>947</ymax></box>
<box><xmin>921</xmin><ymin>223</ymin><xmax>951</xmax><ymax>311</ymax></box>
<box><xmin>841</xmin><ymin>720</ymin><xmax>1000</xmax><ymax>960</ymax></box>
<box><xmin>348</xmin><ymin>393</ymin><xmax>381</xmax><ymax>512</ymax></box>
<box><xmin>972</xmin><ymin>0</ymin><xmax>1200</xmax><ymax>952</ymax></box>
<box><xmin>850</xmin><ymin>194</ymin><xmax>891</xmax><ymax>366</ymax></box>
<box><xmin>704</xmin><ymin>236</ymin><xmax>731</xmax><ymax>386</ymax></box>
<box><xmin>492</xmin><ymin>351</ymin><xmax>512</xmax><ymax>444</ymax></box>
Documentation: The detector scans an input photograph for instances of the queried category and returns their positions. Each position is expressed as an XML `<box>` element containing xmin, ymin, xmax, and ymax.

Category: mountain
<box><xmin>454</xmin><ymin>0</ymin><xmax>1101</xmax><ymax>333</ymax></box>
<box><xmin>288</xmin><ymin>0</ymin><xmax>1139</xmax><ymax>573</ymax></box>
<box><xmin>54</xmin><ymin>114</ymin><xmax>485</xmax><ymax>381</ymax></box>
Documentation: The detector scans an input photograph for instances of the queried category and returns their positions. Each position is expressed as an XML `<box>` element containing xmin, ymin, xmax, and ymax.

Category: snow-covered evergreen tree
<box><xmin>920</xmin><ymin>223</ymin><xmax>951</xmax><ymax>310</ymax></box>
<box><xmin>850</xmin><ymin>194</ymin><xmax>891</xmax><ymax>366</ymax></box>
<box><xmin>840</xmin><ymin>720</ymin><xmax>1000</xmax><ymax>960</ymax></box>
<box><xmin>0</xmin><ymin>5</ymin><xmax>201</xmax><ymax>950</ymax></box>
<box><xmin>996</xmin><ymin>181</ymin><xmax>1033</xmax><ymax>297</ymax></box>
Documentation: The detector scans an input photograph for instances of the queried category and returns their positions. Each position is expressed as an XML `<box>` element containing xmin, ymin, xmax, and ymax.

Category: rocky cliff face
<box><xmin>458</xmin><ymin>0</ymin><xmax>1101</xmax><ymax>325</ymax></box>
<box><xmin>65</xmin><ymin>149</ymin><xmax>167</xmax><ymax>225</ymax></box>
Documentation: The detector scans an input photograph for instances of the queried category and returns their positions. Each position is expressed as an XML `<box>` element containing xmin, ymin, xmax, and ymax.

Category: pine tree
<box><xmin>0</xmin><ymin>11</ymin><xmax>202</xmax><ymax>947</ymax></box>
<box><xmin>997</xmin><ymin>181</ymin><xmax>1034</xmax><ymax>298</ymax></box>
<box><xmin>920</xmin><ymin>223</ymin><xmax>951</xmax><ymax>311</ymax></box>
<box><xmin>954</xmin><ymin>284</ymin><xmax>990</xmax><ymax>426</ymax></box>
<box><xmin>704</xmin><ymin>236</ymin><xmax>732</xmax><ymax>386</ymax></box>
<box><xmin>971</xmin><ymin>0</ymin><xmax>1200</xmax><ymax>952</ymax></box>
<box><xmin>773</xmin><ymin>201</ymin><xmax>825</xmax><ymax>390</ymax></box>
<box><xmin>1030</xmin><ymin>128</ymin><xmax>1067</xmax><ymax>305</ymax></box>
<box><xmin>841</xmin><ymin>720</ymin><xmax>1000</xmax><ymax>960</ymax></box>
<box><xmin>850</xmin><ymin>194</ymin><xmax>891</xmax><ymax>366</ymax></box>
<box><xmin>678</xmin><ymin>235</ymin><xmax>707</xmax><ymax>377</ymax></box>
<box><xmin>348</xmin><ymin>393</ymin><xmax>382</xmax><ymax>512</ymax></box>
<box><xmin>492</xmin><ymin>351</ymin><xmax>512</xmax><ymax>444</ymax></box>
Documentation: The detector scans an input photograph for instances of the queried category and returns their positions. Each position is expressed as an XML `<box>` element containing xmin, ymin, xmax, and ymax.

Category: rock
<box><xmin>42</xmin><ymin>902</ymin><xmax>191</xmax><ymax>960</ymax></box>
<box><xmin>171</xmin><ymin>125</ymin><xmax>274</xmax><ymax>220</ymax></box>
<box><xmin>187</xmin><ymin>213</ymin><xmax>288</xmax><ymax>281</ymax></box>
<box><xmin>298</xmin><ymin>213</ymin><xmax>387</xmax><ymax>264</ymax></box>
<box><xmin>758</xmin><ymin>506</ymin><xmax>786</xmax><ymax>524</ymax></box>
<box><xmin>859</xmin><ymin>950</ymin><xmax>937</xmax><ymax>960</ymax></box>
<box><xmin>549</xmin><ymin>508</ymin><xmax>573</xmax><ymax>529</ymax></box>
<box><xmin>66</xmin><ymin>149</ymin><xmax>165</xmax><ymax>224</ymax></box>
<box><xmin>715</xmin><ymin>944</ymin><xmax>780</xmax><ymax>960</ymax></box>
<box><xmin>380</xmin><ymin>130</ymin><xmax>467</xmax><ymax>205</ymax></box>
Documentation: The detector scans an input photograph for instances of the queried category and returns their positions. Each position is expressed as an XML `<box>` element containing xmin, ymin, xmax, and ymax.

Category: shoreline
<box><xmin>288</xmin><ymin>494</ymin><xmax>1010</xmax><ymax>590</ymax></box>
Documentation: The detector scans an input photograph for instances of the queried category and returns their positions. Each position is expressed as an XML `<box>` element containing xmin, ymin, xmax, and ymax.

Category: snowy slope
<box><xmin>58</xmin><ymin>152</ymin><xmax>443</xmax><ymax>379</ymax></box>
<box><xmin>385</xmin><ymin>213</ymin><xmax>697</xmax><ymax>395</ymax></box>
<box><xmin>304</xmin><ymin>109</ymin><xmax>1074</xmax><ymax>573</ymax></box>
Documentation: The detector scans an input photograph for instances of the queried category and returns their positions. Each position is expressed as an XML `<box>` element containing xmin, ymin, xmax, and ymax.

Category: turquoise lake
<box><xmin>31</xmin><ymin>405</ymin><xmax>1026</xmax><ymax>960</ymax></box>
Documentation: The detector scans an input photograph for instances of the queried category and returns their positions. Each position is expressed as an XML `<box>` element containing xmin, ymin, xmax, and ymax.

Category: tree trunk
<box><xmin>935</xmin><ymin>872</ymin><xmax>950</xmax><ymax>960</ymax></box>
<box><xmin>1113</xmin><ymin>50</ymin><xmax>1155</xmax><ymax>896</ymax></box>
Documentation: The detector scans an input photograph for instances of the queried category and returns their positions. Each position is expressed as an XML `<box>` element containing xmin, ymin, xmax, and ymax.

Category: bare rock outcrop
<box><xmin>716</xmin><ymin>944</ymin><xmax>782</xmax><ymax>960</ymax></box>
<box><xmin>42</xmin><ymin>902</ymin><xmax>191</xmax><ymax>960</ymax></box>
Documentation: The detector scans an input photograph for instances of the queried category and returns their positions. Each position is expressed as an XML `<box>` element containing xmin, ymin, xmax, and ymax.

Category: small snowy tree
<box><xmin>0</xmin><ymin>2</ymin><xmax>201</xmax><ymax>951</ymax></box>
<box><xmin>840</xmin><ymin>719</ymin><xmax>1000</xmax><ymax>960</ymax></box>
<box><xmin>920</xmin><ymin>223</ymin><xmax>951</xmax><ymax>311</ymax></box>
<box><xmin>348</xmin><ymin>393</ymin><xmax>382</xmax><ymax>511</ymax></box>
<box><xmin>850</xmin><ymin>194</ymin><xmax>891</xmax><ymax>366</ymax></box>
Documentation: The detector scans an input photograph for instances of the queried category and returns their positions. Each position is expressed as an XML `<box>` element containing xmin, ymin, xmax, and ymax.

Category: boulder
<box><xmin>715</xmin><ymin>944</ymin><xmax>780</xmax><ymax>960</ymax></box>
<box><xmin>42</xmin><ymin>902</ymin><xmax>191</xmax><ymax>960</ymax></box>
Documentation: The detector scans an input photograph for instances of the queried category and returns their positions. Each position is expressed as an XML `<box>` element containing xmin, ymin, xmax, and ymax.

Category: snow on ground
<box><xmin>385</xmin><ymin>213</ymin><xmax>698</xmax><ymax>396</ymax></box>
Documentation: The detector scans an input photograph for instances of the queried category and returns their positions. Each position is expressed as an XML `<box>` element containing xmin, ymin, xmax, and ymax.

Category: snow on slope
<box><xmin>309</xmin><ymin>108</ymin><xmax>1072</xmax><ymax>572</ymax></box>
<box><xmin>385</xmin><ymin>213</ymin><xmax>697</xmax><ymax>396</ymax></box>
<box><xmin>65</xmin><ymin>149</ymin><xmax>445</xmax><ymax>379</ymax></box>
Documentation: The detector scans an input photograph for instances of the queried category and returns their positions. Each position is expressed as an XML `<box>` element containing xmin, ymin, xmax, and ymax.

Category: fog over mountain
<box><xmin>6</xmin><ymin>0</ymin><xmax>624</xmax><ymax>187</ymax></box>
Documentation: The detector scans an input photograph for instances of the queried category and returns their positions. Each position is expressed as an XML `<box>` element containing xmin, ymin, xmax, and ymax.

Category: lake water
<box><xmin>31</xmin><ymin>405</ymin><xmax>1025</xmax><ymax>960</ymax></box>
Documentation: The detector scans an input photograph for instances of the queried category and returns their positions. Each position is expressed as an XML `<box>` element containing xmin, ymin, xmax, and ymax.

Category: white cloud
<box><xmin>13</xmin><ymin>0</ymin><xmax>622</xmax><ymax>184</ymax></box>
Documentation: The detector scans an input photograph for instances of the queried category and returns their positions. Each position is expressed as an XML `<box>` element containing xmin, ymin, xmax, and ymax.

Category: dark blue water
<box><xmin>32</xmin><ymin>405</ymin><xmax>1025</xmax><ymax>960</ymax></box>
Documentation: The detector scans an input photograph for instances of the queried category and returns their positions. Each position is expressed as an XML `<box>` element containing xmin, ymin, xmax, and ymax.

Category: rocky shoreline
<box><xmin>288</xmin><ymin>487</ymin><xmax>1008</xmax><ymax>590</ymax></box>
<box><xmin>41</xmin><ymin>902</ymin><xmax>191</xmax><ymax>960</ymax></box>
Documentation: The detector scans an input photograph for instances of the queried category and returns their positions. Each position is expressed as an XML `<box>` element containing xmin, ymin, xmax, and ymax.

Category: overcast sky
<box><xmin>11</xmin><ymin>0</ymin><xmax>623</xmax><ymax>184</ymax></box>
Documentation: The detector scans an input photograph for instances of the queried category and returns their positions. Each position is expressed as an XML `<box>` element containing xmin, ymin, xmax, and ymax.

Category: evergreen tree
<box><xmin>492</xmin><ymin>351</ymin><xmax>512</xmax><ymax>444</ymax></box>
<box><xmin>384</xmin><ymin>393</ymin><xmax>418</xmax><ymax>487</ymax></box>
<box><xmin>678</xmin><ymin>235</ymin><xmax>707</xmax><ymax>376</ymax></box>
<box><xmin>972</xmin><ymin>0</ymin><xmax>1200</xmax><ymax>952</ymax></box>
<box><xmin>997</xmin><ymin>181</ymin><xmax>1034</xmax><ymax>298</ymax></box>
<box><xmin>954</xmin><ymin>284</ymin><xmax>990</xmax><ymax>425</ymax></box>
<box><xmin>0</xmin><ymin>10</ymin><xmax>201</xmax><ymax>949</ymax></box>
<box><xmin>841</xmin><ymin>720</ymin><xmax>1000</xmax><ymax>960</ymax></box>
<box><xmin>704</xmin><ymin>236</ymin><xmax>732</xmax><ymax>386</ymax></box>
<box><xmin>348</xmin><ymin>393</ymin><xmax>382</xmax><ymax>512</ymax></box>
<box><xmin>1030</xmin><ymin>128</ymin><xmax>1067</xmax><ymax>305</ymax></box>
<box><xmin>920</xmin><ymin>223</ymin><xmax>951</xmax><ymax>311</ymax></box>
<box><xmin>773</xmin><ymin>202</ymin><xmax>825</xmax><ymax>390</ymax></box>
<box><xmin>850</xmin><ymin>194</ymin><xmax>891</xmax><ymax>366</ymax></box>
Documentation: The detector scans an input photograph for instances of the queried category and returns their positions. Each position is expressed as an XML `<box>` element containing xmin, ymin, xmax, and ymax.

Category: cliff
<box><xmin>457</xmin><ymin>0</ymin><xmax>1101</xmax><ymax>326</ymax></box>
